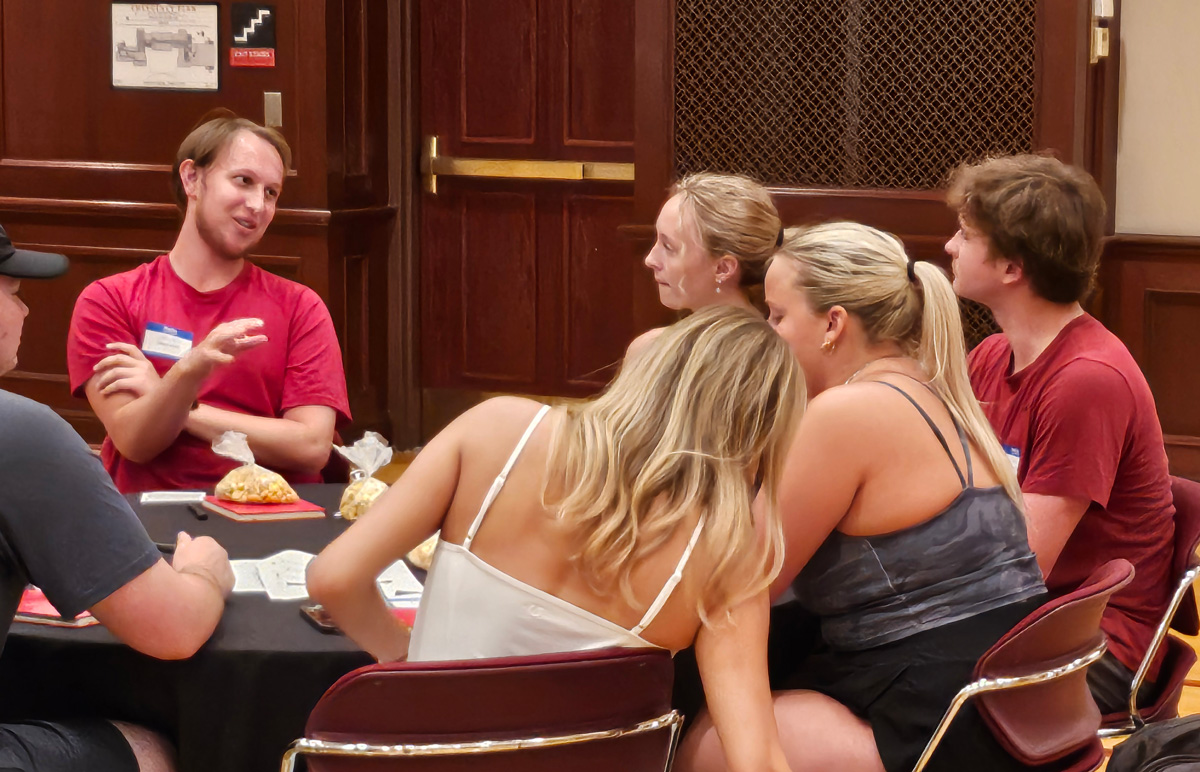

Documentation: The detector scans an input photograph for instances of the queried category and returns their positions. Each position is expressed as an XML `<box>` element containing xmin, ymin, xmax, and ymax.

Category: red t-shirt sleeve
<box><xmin>1020</xmin><ymin>359</ymin><xmax>1133</xmax><ymax>508</ymax></box>
<box><xmin>66</xmin><ymin>281</ymin><xmax>139</xmax><ymax>398</ymax></box>
<box><xmin>280</xmin><ymin>288</ymin><xmax>352</xmax><ymax>425</ymax></box>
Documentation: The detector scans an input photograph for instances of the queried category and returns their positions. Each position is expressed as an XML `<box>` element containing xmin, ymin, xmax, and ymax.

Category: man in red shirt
<box><xmin>67</xmin><ymin>115</ymin><xmax>350</xmax><ymax>492</ymax></box>
<box><xmin>945</xmin><ymin>154</ymin><xmax>1175</xmax><ymax>714</ymax></box>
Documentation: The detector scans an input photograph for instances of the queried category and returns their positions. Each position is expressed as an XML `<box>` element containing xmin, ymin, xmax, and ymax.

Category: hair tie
<box><xmin>906</xmin><ymin>258</ymin><xmax>917</xmax><ymax>283</ymax></box>
<box><xmin>775</xmin><ymin>228</ymin><xmax>784</xmax><ymax>248</ymax></box>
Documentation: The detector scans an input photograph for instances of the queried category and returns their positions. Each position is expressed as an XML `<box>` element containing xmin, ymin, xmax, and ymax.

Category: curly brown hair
<box><xmin>946</xmin><ymin>154</ymin><xmax>1105</xmax><ymax>304</ymax></box>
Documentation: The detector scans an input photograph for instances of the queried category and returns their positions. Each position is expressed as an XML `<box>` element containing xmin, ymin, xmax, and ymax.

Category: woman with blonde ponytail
<box><xmin>677</xmin><ymin>223</ymin><xmax>1047</xmax><ymax>772</ymax></box>
<box><xmin>309</xmin><ymin>305</ymin><xmax>804</xmax><ymax>772</ymax></box>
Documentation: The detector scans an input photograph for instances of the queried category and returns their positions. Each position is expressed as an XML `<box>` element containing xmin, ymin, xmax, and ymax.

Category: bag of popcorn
<box><xmin>335</xmin><ymin>432</ymin><xmax>393</xmax><ymax>521</ymax></box>
<box><xmin>212</xmin><ymin>431</ymin><xmax>299</xmax><ymax>504</ymax></box>
<box><xmin>407</xmin><ymin>531</ymin><xmax>439</xmax><ymax>571</ymax></box>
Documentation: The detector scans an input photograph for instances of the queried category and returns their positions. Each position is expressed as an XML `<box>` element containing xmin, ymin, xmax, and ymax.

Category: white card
<box><xmin>140</xmin><ymin>490</ymin><xmax>207</xmax><ymax>505</ymax></box>
<box><xmin>231</xmin><ymin>560</ymin><xmax>266</xmax><ymax>593</ymax></box>
<box><xmin>377</xmin><ymin>560</ymin><xmax>423</xmax><ymax>600</ymax></box>
<box><xmin>256</xmin><ymin>549</ymin><xmax>316</xmax><ymax>601</ymax></box>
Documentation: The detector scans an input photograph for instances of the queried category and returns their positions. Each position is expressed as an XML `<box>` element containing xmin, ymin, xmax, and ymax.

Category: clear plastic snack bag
<box><xmin>212</xmin><ymin>431</ymin><xmax>299</xmax><ymax>504</ymax></box>
<box><xmin>335</xmin><ymin>432</ymin><xmax>393</xmax><ymax>521</ymax></box>
<box><xmin>407</xmin><ymin>531</ymin><xmax>439</xmax><ymax>571</ymax></box>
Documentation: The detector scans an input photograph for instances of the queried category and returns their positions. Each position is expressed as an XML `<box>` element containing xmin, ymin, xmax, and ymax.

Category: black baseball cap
<box><xmin>0</xmin><ymin>225</ymin><xmax>68</xmax><ymax>279</ymax></box>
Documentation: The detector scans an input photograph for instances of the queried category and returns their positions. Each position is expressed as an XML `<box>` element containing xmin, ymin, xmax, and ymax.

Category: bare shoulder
<box><xmin>803</xmin><ymin>383</ymin><xmax>887</xmax><ymax>427</ymax></box>
<box><xmin>797</xmin><ymin>382</ymin><xmax>915</xmax><ymax>452</ymax></box>
<box><xmin>444</xmin><ymin>396</ymin><xmax>550</xmax><ymax>444</ymax></box>
<box><xmin>625</xmin><ymin>327</ymin><xmax>665</xmax><ymax>361</ymax></box>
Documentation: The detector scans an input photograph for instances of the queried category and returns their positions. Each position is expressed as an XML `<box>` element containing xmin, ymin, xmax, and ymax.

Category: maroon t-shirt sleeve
<box><xmin>67</xmin><ymin>282</ymin><xmax>139</xmax><ymax>398</ymax></box>
<box><xmin>1020</xmin><ymin>359</ymin><xmax>1134</xmax><ymax>508</ymax></box>
<box><xmin>280</xmin><ymin>288</ymin><xmax>352</xmax><ymax>424</ymax></box>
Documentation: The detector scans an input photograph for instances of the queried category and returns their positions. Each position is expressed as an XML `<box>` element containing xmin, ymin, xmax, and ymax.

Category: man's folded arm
<box><xmin>84</xmin><ymin>361</ymin><xmax>206</xmax><ymax>464</ymax></box>
<box><xmin>185</xmin><ymin>404</ymin><xmax>337</xmax><ymax>475</ymax></box>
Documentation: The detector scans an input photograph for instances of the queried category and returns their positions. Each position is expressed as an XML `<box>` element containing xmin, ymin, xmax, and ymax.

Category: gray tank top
<box><xmin>791</xmin><ymin>381</ymin><xmax>1045</xmax><ymax>651</ymax></box>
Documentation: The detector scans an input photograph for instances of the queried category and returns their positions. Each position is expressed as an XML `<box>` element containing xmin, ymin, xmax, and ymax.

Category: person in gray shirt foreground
<box><xmin>0</xmin><ymin>224</ymin><xmax>234</xmax><ymax>772</ymax></box>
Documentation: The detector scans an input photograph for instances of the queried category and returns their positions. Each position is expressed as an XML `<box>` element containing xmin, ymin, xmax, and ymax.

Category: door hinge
<box><xmin>1091</xmin><ymin>0</ymin><xmax>1114</xmax><ymax>64</ymax></box>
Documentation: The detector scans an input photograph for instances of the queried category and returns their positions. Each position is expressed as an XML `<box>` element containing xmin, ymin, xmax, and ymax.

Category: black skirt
<box><xmin>775</xmin><ymin>594</ymin><xmax>1050</xmax><ymax>772</ymax></box>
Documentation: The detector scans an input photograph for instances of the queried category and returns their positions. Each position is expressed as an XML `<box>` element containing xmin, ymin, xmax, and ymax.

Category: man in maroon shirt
<box><xmin>945</xmin><ymin>154</ymin><xmax>1175</xmax><ymax>714</ymax></box>
<box><xmin>66</xmin><ymin>115</ymin><xmax>350</xmax><ymax>492</ymax></box>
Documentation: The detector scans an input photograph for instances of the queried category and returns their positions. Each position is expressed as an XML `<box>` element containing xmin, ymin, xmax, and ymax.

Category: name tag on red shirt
<box><xmin>141</xmin><ymin>322</ymin><xmax>194</xmax><ymax>360</ymax></box>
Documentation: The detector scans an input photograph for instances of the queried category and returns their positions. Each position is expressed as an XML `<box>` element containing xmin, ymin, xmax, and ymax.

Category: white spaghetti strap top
<box><xmin>462</xmin><ymin>405</ymin><xmax>551</xmax><ymax>550</ymax></box>
<box><xmin>407</xmin><ymin>405</ymin><xmax>705</xmax><ymax>662</ymax></box>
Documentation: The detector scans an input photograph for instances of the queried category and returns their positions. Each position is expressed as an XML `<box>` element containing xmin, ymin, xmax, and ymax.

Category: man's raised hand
<box><xmin>181</xmin><ymin>318</ymin><xmax>268</xmax><ymax>375</ymax></box>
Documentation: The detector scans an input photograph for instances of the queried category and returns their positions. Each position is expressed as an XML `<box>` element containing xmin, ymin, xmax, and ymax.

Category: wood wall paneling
<box><xmin>460</xmin><ymin>0</ymin><xmax>537</xmax><ymax>145</ymax></box>
<box><xmin>1102</xmin><ymin>236</ymin><xmax>1200</xmax><ymax>479</ymax></box>
<box><xmin>1145</xmin><ymin>290</ymin><xmax>1200</xmax><ymax>436</ymax></box>
<box><xmin>461</xmin><ymin>190</ymin><xmax>538</xmax><ymax>383</ymax></box>
<box><xmin>562</xmin><ymin>194</ymin><xmax>634</xmax><ymax>387</ymax></box>
<box><xmin>564</xmin><ymin>0</ymin><xmax>635</xmax><ymax>148</ymax></box>
<box><xmin>0</xmin><ymin>0</ymin><xmax>327</xmax><ymax>207</ymax></box>
<box><xmin>1033</xmin><ymin>0</ymin><xmax>1090</xmax><ymax>164</ymax></box>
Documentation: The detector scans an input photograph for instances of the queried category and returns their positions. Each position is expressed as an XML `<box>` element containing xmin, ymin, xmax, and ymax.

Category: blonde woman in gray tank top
<box><xmin>678</xmin><ymin>224</ymin><xmax>1044</xmax><ymax>772</ymax></box>
<box><xmin>309</xmin><ymin>305</ymin><xmax>805</xmax><ymax>772</ymax></box>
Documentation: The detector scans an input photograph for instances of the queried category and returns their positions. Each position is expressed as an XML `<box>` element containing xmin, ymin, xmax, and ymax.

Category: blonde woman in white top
<box><xmin>308</xmin><ymin>305</ymin><xmax>803</xmax><ymax>772</ymax></box>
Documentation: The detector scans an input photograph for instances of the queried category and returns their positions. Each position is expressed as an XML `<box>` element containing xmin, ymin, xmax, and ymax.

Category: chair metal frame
<box><xmin>1099</xmin><ymin>474</ymin><xmax>1200</xmax><ymax>738</ymax></box>
<box><xmin>1098</xmin><ymin>562</ymin><xmax>1200</xmax><ymax>738</ymax></box>
<box><xmin>911</xmin><ymin>640</ymin><xmax>1108</xmax><ymax>772</ymax></box>
<box><xmin>280</xmin><ymin>710</ymin><xmax>683</xmax><ymax>772</ymax></box>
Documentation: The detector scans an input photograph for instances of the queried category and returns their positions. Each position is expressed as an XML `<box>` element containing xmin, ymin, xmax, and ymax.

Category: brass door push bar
<box><xmin>421</xmin><ymin>136</ymin><xmax>634</xmax><ymax>193</ymax></box>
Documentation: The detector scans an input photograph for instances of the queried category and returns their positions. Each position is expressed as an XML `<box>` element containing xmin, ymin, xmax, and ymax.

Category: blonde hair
<box><xmin>774</xmin><ymin>222</ymin><xmax>1022</xmax><ymax>506</ymax></box>
<box><xmin>671</xmin><ymin>173</ymin><xmax>782</xmax><ymax>312</ymax></box>
<box><xmin>546</xmin><ymin>305</ymin><xmax>803</xmax><ymax>622</ymax></box>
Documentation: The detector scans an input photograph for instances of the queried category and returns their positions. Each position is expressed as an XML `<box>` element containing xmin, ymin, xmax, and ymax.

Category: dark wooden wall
<box><xmin>0</xmin><ymin>0</ymin><xmax>395</xmax><ymax>444</ymax></box>
<box><xmin>1102</xmin><ymin>237</ymin><xmax>1200</xmax><ymax>479</ymax></box>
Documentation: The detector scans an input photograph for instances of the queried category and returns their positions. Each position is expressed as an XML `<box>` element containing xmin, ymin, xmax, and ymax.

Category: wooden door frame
<box><xmin>386</xmin><ymin>0</ymin><xmax>423</xmax><ymax>448</ymax></box>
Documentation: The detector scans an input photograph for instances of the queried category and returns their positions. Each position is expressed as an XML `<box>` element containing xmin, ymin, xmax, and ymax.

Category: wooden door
<box><xmin>418</xmin><ymin>0</ymin><xmax>637</xmax><ymax>432</ymax></box>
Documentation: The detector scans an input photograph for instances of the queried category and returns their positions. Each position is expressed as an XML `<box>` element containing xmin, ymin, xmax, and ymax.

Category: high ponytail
<box><xmin>776</xmin><ymin>222</ymin><xmax>1022</xmax><ymax>508</ymax></box>
<box><xmin>912</xmin><ymin>261</ymin><xmax>1022</xmax><ymax>506</ymax></box>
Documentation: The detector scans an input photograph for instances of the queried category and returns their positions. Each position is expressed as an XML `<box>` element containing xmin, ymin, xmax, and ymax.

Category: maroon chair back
<box><xmin>1137</xmin><ymin>634</ymin><xmax>1199</xmax><ymax>725</ymax></box>
<box><xmin>973</xmin><ymin>559</ymin><xmax>1135</xmax><ymax>765</ymax></box>
<box><xmin>303</xmin><ymin>647</ymin><xmax>676</xmax><ymax>771</ymax></box>
<box><xmin>1169</xmin><ymin>475</ymin><xmax>1200</xmax><ymax>635</ymax></box>
<box><xmin>1096</xmin><ymin>476</ymin><xmax>1200</xmax><ymax>732</ymax></box>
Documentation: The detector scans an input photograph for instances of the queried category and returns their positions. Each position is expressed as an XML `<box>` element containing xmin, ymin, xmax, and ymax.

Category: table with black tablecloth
<box><xmin>0</xmin><ymin>483</ymin><xmax>376</xmax><ymax>772</ymax></box>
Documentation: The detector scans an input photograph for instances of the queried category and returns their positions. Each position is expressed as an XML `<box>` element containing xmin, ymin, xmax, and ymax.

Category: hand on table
<box><xmin>92</xmin><ymin>343</ymin><xmax>161</xmax><ymax>398</ymax></box>
<box><xmin>173</xmin><ymin>532</ymin><xmax>235</xmax><ymax>598</ymax></box>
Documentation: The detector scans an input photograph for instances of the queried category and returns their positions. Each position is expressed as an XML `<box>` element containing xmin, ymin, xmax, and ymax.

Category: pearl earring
<box><xmin>716</xmin><ymin>277</ymin><xmax>723</xmax><ymax>295</ymax></box>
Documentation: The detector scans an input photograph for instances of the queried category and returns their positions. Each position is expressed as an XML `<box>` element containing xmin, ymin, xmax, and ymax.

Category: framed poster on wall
<box><xmin>111</xmin><ymin>3</ymin><xmax>220</xmax><ymax>91</ymax></box>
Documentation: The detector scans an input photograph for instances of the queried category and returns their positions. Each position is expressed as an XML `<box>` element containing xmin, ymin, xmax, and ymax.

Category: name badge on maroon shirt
<box><xmin>141</xmin><ymin>322</ymin><xmax>194</xmax><ymax>361</ymax></box>
<box><xmin>1002</xmin><ymin>444</ymin><xmax>1021</xmax><ymax>474</ymax></box>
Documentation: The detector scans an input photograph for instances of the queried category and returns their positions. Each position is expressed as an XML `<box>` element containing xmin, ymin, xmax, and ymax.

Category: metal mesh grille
<box><xmin>674</xmin><ymin>0</ymin><xmax>1037</xmax><ymax>189</ymax></box>
<box><xmin>960</xmin><ymin>297</ymin><xmax>1000</xmax><ymax>351</ymax></box>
